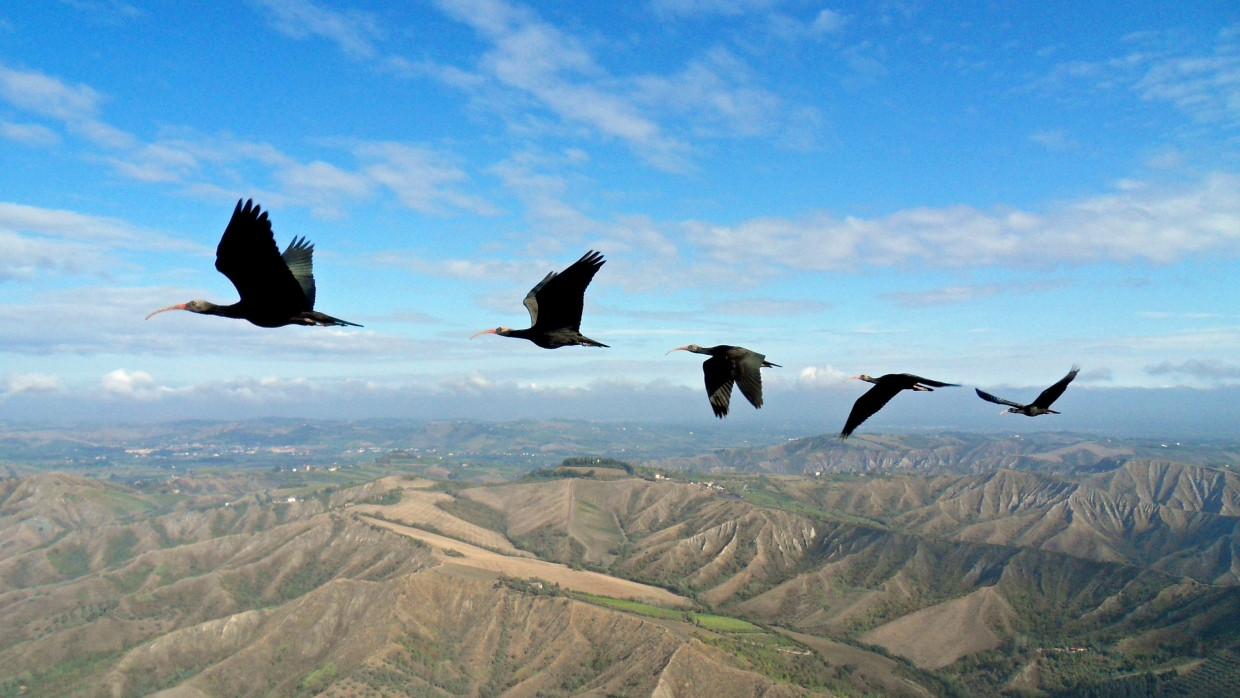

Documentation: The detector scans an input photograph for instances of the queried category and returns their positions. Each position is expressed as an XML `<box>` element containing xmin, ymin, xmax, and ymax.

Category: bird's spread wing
<box><xmin>1032</xmin><ymin>366</ymin><xmax>1079</xmax><ymax>409</ymax></box>
<box><xmin>733</xmin><ymin>351</ymin><xmax>767</xmax><ymax>409</ymax></box>
<box><xmin>214</xmin><ymin>199</ymin><xmax>309</xmax><ymax>314</ymax></box>
<box><xmin>841</xmin><ymin>383</ymin><xmax>903</xmax><ymax>437</ymax></box>
<box><xmin>280</xmin><ymin>236</ymin><xmax>317</xmax><ymax>308</ymax></box>
<box><xmin>975</xmin><ymin>388</ymin><xmax>1024</xmax><ymax>409</ymax></box>
<box><xmin>702</xmin><ymin>355</ymin><xmax>735</xmax><ymax>418</ymax></box>
<box><xmin>525</xmin><ymin>250</ymin><xmax>604</xmax><ymax>332</ymax></box>
<box><xmin>522</xmin><ymin>271</ymin><xmax>556</xmax><ymax>326</ymax></box>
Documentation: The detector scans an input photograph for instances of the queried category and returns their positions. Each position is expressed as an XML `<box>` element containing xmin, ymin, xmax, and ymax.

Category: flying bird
<box><xmin>146</xmin><ymin>199</ymin><xmax>360</xmax><ymax>328</ymax></box>
<box><xmin>471</xmin><ymin>250</ymin><xmax>608</xmax><ymax>349</ymax></box>
<box><xmin>976</xmin><ymin>366</ymin><xmax>1080</xmax><ymax>416</ymax></box>
<box><xmin>840</xmin><ymin>373</ymin><xmax>959</xmax><ymax>438</ymax></box>
<box><xmin>668</xmin><ymin>344</ymin><xmax>780</xmax><ymax>418</ymax></box>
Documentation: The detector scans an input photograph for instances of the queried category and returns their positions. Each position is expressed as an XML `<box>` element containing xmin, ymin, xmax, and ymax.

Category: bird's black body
<box><xmin>473</xmin><ymin>250</ymin><xmax>607</xmax><ymax>349</ymax></box>
<box><xmin>669</xmin><ymin>344</ymin><xmax>780</xmax><ymax>418</ymax></box>
<box><xmin>147</xmin><ymin>199</ymin><xmax>360</xmax><ymax>328</ymax></box>
<box><xmin>976</xmin><ymin>366</ymin><xmax>1079</xmax><ymax>416</ymax></box>
<box><xmin>840</xmin><ymin>373</ymin><xmax>958</xmax><ymax>438</ymax></box>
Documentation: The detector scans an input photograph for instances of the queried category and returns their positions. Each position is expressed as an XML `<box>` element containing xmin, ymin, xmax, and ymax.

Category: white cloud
<box><xmin>685</xmin><ymin>173</ymin><xmax>1240</xmax><ymax>271</ymax></box>
<box><xmin>356</xmin><ymin>142</ymin><xmax>496</xmax><ymax>215</ymax></box>
<box><xmin>634</xmin><ymin>48</ymin><xmax>788</xmax><ymax>139</ymax></box>
<box><xmin>276</xmin><ymin>160</ymin><xmax>373</xmax><ymax>216</ymax></box>
<box><xmin>1045</xmin><ymin>25</ymin><xmax>1240</xmax><ymax>129</ymax></box>
<box><xmin>433</xmin><ymin>0</ymin><xmax>692</xmax><ymax>170</ymax></box>
<box><xmin>251</xmin><ymin>0</ymin><xmax>382</xmax><ymax>59</ymax></box>
<box><xmin>0</xmin><ymin>202</ymin><xmax>203</xmax><ymax>281</ymax></box>
<box><xmin>797</xmin><ymin>365</ymin><xmax>851</xmax><ymax>388</ymax></box>
<box><xmin>438</xmin><ymin>371</ymin><xmax>494</xmax><ymax>393</ymax></box>
<box><xmin>1134</xmin><ymin>50</ymin><xmax>1240</xmax><ymax>127</ymax></box>
<box><xmin>100</xmin><ymin>368</ymin><xmax>166</xmax><ymax>398</ymax></box>
<box><xmin>0</xmin><ymin>62</ymin><xmax>135</xmax><ymax>148</ymax></box>
<box><xmin>0</xmin><ymin>119</ymin><xmax>59</xmax><ymax>146</ymax></box>
<box><xmin>1</xmin><ymin>372</ymin><xmax>64</xmax><ymax>397</ymax></box>
<box><xmin>884</xmin><ymin>279</ymin><xmax>1069</xmax><ymax>308</ymax></box>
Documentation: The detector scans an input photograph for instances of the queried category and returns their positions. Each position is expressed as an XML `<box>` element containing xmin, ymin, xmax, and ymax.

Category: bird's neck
<box><xmin>498</xmin><ymin>327</ymin><xmax>535</xmax><ymax>340</ymax></box>
<box><xmin>202</xmin><ymin>302</ymin><xmax>247</xmax><ymax>319</ymax></box>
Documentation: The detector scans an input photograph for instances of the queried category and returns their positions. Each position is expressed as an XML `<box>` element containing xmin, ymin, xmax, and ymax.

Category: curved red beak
<box><xmin>145</xmin><ymin>303</ymin><xmax>187</xmax><ymax>320</ymax></box>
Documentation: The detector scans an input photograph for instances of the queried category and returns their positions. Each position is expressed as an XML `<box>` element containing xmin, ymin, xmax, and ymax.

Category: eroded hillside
<box><xmin>4</xmin><ymin>445</ymin><xmax>1240</xmax><ymax>696</ymax></box>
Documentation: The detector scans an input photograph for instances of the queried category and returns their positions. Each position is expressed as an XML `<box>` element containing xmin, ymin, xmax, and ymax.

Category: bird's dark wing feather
<box><xmin>702</xmin><ymin>355</ymin><xmax>734</xmax><ymax>418</ymax></box>
<box><xmin>522</xmin><ymin>271</ymin><xmax>555</xmax><ymax>326</ymax></box>
<box><xmin>841</xmin><ymin>383</ymin><xmax>904</xmax><ymax>437</ymax></box>
<box><xmin>733</xmin><ymin>350</ymin><xmax>767</xmax><ymax>409</ymax></box>
<box><xmin>975</xmin><ymin>388</ymin><xmax>1024</xmax><ymax>409</ymax></box>
<box><xmin>525</xmin><ymin>250</ymin><xmax>604</xmax><ymax>332</ymax></box>
<box><xmin>281</xmin><ymin>236</ymin><xmax>317</xmax><ymax>308</ymax></box>
<box><xmin>901</xmin><ymin>374</ymin><xmax>959</xmax><ymax>389</ymax></box>
<box><xmin>214</xmin><ymin>199</ymin><xmax>309</xmax><ymax>314</ymax></box>
<box><xmin>1031</xmin><ymin>366</ymin><xmax>1079</xmax><ymax>409</ymax></box>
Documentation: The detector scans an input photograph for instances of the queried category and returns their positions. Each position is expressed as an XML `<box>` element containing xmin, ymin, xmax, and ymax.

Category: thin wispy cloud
<box><xmin>686</xmin><ymin>173</ymin><xmax>1240</xmax><ymax>271</ymax></box>
<box><xmin>0</xmin><ymin>372</ymin><xmax>64</xmax><ymax>398</ymax></box>
<box><xmin>251</xmin><ymin>0</ymin><xmax>383</xmax><ymax>59</ymax></box>
<box><xmin>885</xmin><ymin>280</ymin><xmax>1070</xmax><ymax>308</ymax></box>
<box><xmin>1044</xmin><ymin>24</ymin><xmax>1240</xmax><ymax>129</ymax></box>
<box><xmin>0</xmin><ymin>62</ymin><xmax>134</xmax><ymax>148</ymax></box>
<box><xmin>1146</xmin><ymin>359</ymin><xmax>1240</xmax><ymax>382</ymax></box>
<box><xmin>0</xmin><ymin>119</ymin><xmax>59</xmax><ymax>146</ymax></box>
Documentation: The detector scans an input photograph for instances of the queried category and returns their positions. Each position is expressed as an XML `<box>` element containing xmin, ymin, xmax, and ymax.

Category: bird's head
<box><xmin>146</xmin><ymin>300</ymin><xmax>216</xmax><ymax>319</ymax></box>
<box><xmin>849</xmin><ymin>374</ymin><xmax>876</xmax><ymax>384</ymax></box>
<box><xmin>666</xmin><ymin>344</ymin><xmax>702</xmax><ymax>355</ymax></box>
<box><xmin>471</xmin><ymin>326</ymin><xmax>509</xmax><ymax>339</ymax></box>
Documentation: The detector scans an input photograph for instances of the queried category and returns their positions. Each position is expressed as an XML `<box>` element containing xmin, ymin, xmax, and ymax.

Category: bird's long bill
<box><xmin>145</xmin><ymin>303</ymin><xmax>187</xmax><ymax>320</ymax></box>
<box><xmin>470</xmin><ymin>328</ymin><xmax>498</xmax><ymax>340</ymax></box>
<box><xmin>665</xmin><ymin>345</ymin><xmax>691</xmax><ymax>355</ymax></box>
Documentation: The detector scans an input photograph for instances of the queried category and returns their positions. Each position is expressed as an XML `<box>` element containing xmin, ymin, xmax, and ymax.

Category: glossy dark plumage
<box><xmin>840</xmin><ymin>373</ymin><xmax>959</xmax><ymax>438</ymax></box>
<box><xmin>976</xmin><ymin>366</ymin><xmax>1079</xmax><ymax>416</ymax></box>
<box><xmin>472</xmin><ymin>250</ymin><xmax>608</xmax><ymax>349</ymax></box>
<box><xmin>146</xmin><ymin>199</ymin><xmax>360</xmax><ymax>328</ymax></box>
<box><xmin>668</xmin><ymin>344</ymin><xmax>780</xmax><ymax>418</ymax></box>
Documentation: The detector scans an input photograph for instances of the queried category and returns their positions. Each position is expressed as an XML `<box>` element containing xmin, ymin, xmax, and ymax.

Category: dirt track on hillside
<box><xmin>360</xmin><ymin>515</ymin><xmax>691</xmax><ymax>608</ymax></box>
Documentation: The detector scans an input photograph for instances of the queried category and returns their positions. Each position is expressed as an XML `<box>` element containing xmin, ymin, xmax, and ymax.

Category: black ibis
<box><xmin>840</xmin><ymin>373</ymin><xmax>959</xmax><ymax>438</ymax></box>
<box><xmin>976</xmin><ymin>366</ymin><xmax>1079</xmax><ymax>416</ymax></box>
<box><xmin>668</xmin><ymin>344</ymin><xmax>780</xmax><ymax>418</ymax></box>
<box><xmin>471</xmin><ymin>250</ymin><xmax>608</xmax><ymax>349</ymax></box>
<box><xmin>146</xmin><ymin>199</ymin><xmax>360</xmax><ymax>328</ymax></box>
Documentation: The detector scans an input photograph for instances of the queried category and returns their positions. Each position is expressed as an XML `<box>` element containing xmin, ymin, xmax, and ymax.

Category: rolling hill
<box><xmin>3</xmin><ymin>431</ymin><xmax>1240</xmax><ymax>696</ymax></box>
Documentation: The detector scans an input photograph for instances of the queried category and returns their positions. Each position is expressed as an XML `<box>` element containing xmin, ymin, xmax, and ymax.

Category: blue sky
<box><xmin>1</xmin><ymin>1</ymin><xmax>1238</xmax><ymax>434</ymax></box>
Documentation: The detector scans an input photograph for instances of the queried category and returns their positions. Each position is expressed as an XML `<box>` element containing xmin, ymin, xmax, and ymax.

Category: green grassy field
<box><xmin>572</xmin><ymin>592</ymin><xmax>762</xmax><ymax>632</ymax></box>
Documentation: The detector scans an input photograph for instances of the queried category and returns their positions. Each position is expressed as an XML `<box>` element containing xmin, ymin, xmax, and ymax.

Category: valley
<box><xmin>2</xmin><ymin>423</ymin><xmax>1239</xmax><ymax>695</ymax></box>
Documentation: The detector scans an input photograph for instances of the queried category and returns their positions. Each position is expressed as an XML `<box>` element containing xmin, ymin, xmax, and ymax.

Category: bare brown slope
<box><xmin>108</xmin><ymin>572</ymin><xmax>808</xmax><ymax>697</ymax></box>
<box><xmin>0</xmin><ymin>512</ymin><xmax>433</xmax><ymax>682</ymax></box>
<box><xmin>776</xmin><ymin>465</ymin><xmax>1240</xmax><ymax>584</ymax></box>
<box><xmin>463</xmin><ymin>478</ymin><xmax>819</xmax><ymax>605</ymax></box>
<box><xmin>861</xmin><ymin>586</ymin><xmax>1017</xmax><ymax>669</ymax></box>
